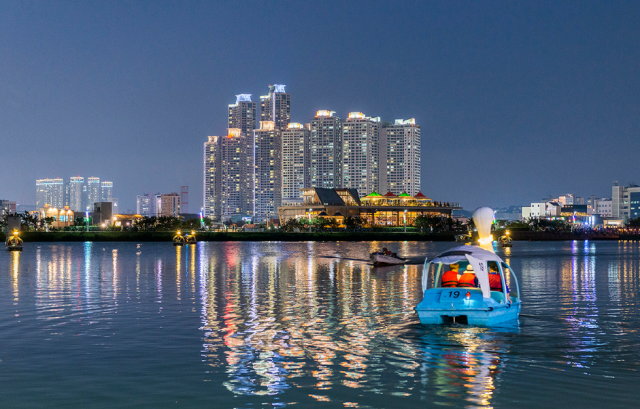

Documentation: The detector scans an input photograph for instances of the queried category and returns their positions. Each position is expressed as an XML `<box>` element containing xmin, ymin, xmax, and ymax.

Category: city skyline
<box><xmin>2</xmin><ymin>2</ymin><xmax>638</xmax><ymax>211</ymax></box>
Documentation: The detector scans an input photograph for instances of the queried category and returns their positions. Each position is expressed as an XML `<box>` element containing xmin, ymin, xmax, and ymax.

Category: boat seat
<box><xmin>490</xmin><ymin>291</ymin><xmax>506</xmax><ymax>303</ymax></box>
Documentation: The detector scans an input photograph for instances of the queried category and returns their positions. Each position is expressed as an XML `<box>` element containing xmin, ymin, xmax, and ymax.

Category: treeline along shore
<box><xmin>1</xmin><ymin>231</ymin><xmax>639</xmax><ymax>242</ymax></box>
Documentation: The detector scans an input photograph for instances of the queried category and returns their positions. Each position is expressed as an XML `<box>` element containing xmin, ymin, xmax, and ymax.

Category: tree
<box><xmin>281</xmin><ymin>218</ymin><xmax>302</xmax><ymax>233</ymax></box>
<box><xmin>626</xmin><ymin>217</ymin><xmax>640</xmax><ymax>228</ymax></box>
<box><xmin>344</xmin><ymin>216</ymin><xmax>365</xmax><ymax>229</ymax></box>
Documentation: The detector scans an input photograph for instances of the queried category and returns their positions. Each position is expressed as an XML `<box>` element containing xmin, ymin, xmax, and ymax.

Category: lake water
<box><xmin>1</xmin><ymin>240</ymin><xmax>639</xmax><ymax>408</ymax></box>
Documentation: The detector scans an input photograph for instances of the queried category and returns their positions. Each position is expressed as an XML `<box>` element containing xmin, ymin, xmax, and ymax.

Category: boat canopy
<box><xmin>424</xmin><ymin>245</ymin><xmax>506</xmax><ymax>299</ymax></box>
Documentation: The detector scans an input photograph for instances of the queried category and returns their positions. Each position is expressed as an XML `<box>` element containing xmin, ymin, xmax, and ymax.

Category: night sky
<box><xmin>1</xmin><ymin>1</ymin><xmax>638</xmax><ymax>212</ymax></box>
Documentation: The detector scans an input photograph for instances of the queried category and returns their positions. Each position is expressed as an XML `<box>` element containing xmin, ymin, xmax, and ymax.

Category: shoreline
<box><xmin>2</xmin><ymin>231</ymin><xmax>639</xmax><ymax>242</ymax></box>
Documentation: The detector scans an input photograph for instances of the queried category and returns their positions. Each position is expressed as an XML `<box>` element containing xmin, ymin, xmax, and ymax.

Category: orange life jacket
<box><xmin>441</xmin><ymin>271</ymin><xmax>459</xmax><ymax>287</ymax></box>
<box><xmin>457</xmin><ymin>273</ymin><xmax>477</xmax><ymax>288</ymax></box>
<box><xmin>489</xmin><ymin>274</ymin><xmax>502</xmax><ymax>291</ymax></box>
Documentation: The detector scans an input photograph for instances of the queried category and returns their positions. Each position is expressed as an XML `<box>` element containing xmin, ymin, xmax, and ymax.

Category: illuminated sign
<box><xmin>273</xmin><ymin>84</ymin><xmax>286</xmax><ymax>93</ymax></box>
<box><xmin>227</xmin><ymin>128</ymin><xmax>242</xmax><ymax>138</ymax></box>
<box><xmin>394</xmin><ymin>118</ymin><xmax>416</xmax><ymax>126</ymax></box>
<box><xmin>288</xmin><ymin>123</ymin><xmax>303</xmax><ymax>129</ymax></box>
<box><xmin>235</xmin><ymin>94</ymin><xmax>252</xmax><ymax>103</ymax></box>
<box><xmin>316</xmin><ymin>110</ymin><xmax>335</xmax><ymax>117</ymax></box>
<box><xmin>348</xmin><ymin>112</ymin><xmax>365</xmax><ymax>119</ymax></box>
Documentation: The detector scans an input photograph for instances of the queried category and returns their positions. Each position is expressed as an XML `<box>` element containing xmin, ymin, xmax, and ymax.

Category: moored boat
<box><xmin>5</xmin><ymin>230</ymin><xmax>23</xmax><ymax>251</ymax></box>
<box><xmin>499</xmin><ymin>231</ymin><xmax>513</xmax><ymax>247</ymax></box>
<box><xmin>185</xmin><ymin>230</ymin><xmax>197</xmax><ymax>244</ymax></box>
<box><xmin>173</xmin><ymin>231</ymin><xmax>186</xmax><ymax>246</ymax></box>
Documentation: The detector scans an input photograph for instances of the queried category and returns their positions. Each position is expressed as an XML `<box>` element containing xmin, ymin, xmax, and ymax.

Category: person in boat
<box><xmin>382</xmin><ymin>247</ymin><xmax>392</xmax><ymax>256</ymax></box>
<box><xmin>441</xmin><ymin>263</ymin><xmax>460</xmax><ymax>287</ymax></box>
<box><xmin>457</xmin><ymin>265</ymin><xmax>479</xmax><ymax>288</ymax></box>
<box><xmin>488</xmin><ymin>263</ymin><xmax>502</xmax><ymax>291</ymax></box>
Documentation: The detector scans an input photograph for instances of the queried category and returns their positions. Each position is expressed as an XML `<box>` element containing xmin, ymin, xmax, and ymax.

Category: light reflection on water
<box><xmin>1</xmin><ymin>241</ymin><xmax>640</xmax><ymax>408</ymax></box>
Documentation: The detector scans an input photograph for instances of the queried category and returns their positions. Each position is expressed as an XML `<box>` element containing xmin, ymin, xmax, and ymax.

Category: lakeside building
<box><xmin>380</xmin><ymin>119</ymin><xmax>421</xmax><ymax>196</ymax></box>
<box><xmin>310</xmin><ymin>111</ymin><xmax>343</xmax><ymax>189</ymax></box>
<box><xmin>342</xmin><ymin>112</ymin><xmax>381</xmax><ymax>196</ymax></box>
<box><xmin>253</xmin><ymin>121</ymin><xmax>282</xmax><ymax>223</ymax></box>
<box><xmin>281</xmin><ymin>123</ymin><xmax>311</xmax><ymax>205</ymax></box>
<box><xmin>36</xmin><ymin>178</ymin><xmax>64</xmax><ymax>209</ymax></box>
<box><xmin>277</xmin><ymin>188</ymin><xmax>459</xmax><ymax>227</ymax></box>
<box><xmin>613</xmin><ymin>182</ymin><xmax>640</xmax><ymax>220</ymax></box>
<box><xmin>38</xmin><ymin>204</ymin><xmax>75</xmax><ymax>228</ymax></box>
<box><xmin>260</xmin><ymin>84</ymin><xmax>290</xmax><ymax>131</ymax></box>
<box><xmin>228</xmin><ymin>94</ymin><xmax>256</xmax><ymax>135</ymax></box>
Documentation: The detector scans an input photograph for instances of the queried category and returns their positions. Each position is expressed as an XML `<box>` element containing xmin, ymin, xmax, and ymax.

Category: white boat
<box><xmin>370</xmin><ymin>252</ymin><xmax>407</xmax><ymax>265</ymax></box>
<box><xmin>414</xmin><ymin>208</ymin><xmax>522</xmax><ymax>326</ymax></box>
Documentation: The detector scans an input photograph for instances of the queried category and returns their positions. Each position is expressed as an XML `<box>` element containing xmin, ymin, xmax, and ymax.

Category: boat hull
<box><xmin>415</xmin><ymin>288</ymin><xmax>521</xmax><ymax>326</ymax></box>
<box><xmin>370</xmin><ymin>254</ymin><xmax>407</xmax><ymax>265</ymax></box>
<box><xmin>6</xmin><ymin>246</ymin><xmax>23</xmax><ymax>252</ymax></box>
<box><xmin>173</xmin><ymin>242</ymin><xmax>184</xmax><ymax>246</ymax></box>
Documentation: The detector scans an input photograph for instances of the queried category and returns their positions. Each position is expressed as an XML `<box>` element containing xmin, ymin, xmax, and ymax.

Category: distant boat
<box><xmin>499</xmin><ymin>232</ymin><xmax>513</xmax><ymax>248</ymax></box>
<box><xmin>185</xmin><ymin>231</ymin><xmax>197</xmax><ymax>244</ymax></box>
<box><xmin>5</xmin><ymin>231</ymin><xmax>23</xmax><ymax>252</ymax></box>
<box><xmin>370</xmin><ymin>251</ymin><xmax>407</xmax><ymax>266</ymax></box>
<box><xmin>173</xmin><ymin>231</ymin><xmax>185</xmax><ymax>246</ymax></box>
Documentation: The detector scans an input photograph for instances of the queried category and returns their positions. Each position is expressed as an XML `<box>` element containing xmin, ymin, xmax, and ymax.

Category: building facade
<box><xmin>204</xmin><ymin>135</ymin><xmax>221</xmax><ymax>219</ymax></box>
<box><xmin>87</xmin><ymin>177</ymin><xmax>101</xmax><ymax>209</ymax></box>
<box><xmin>342</xmin><ymin>112</ymin><xmax>380</xmax><ymax>196</ymax></box>
<box><xmin>1</xmin><ymin>199</ymin><xmax>17</xmax><ymax>216</ymax></box>
<box><xmin>36</xmin><ymin>178</ymin><xmax>65</xmax><ymax>209</ymax></box>
<box><xmin>228</xmin><ymin>94</ymin><xmax>256</xmax><ymax>134</ymax></box>
<box><xmin>380</xmin><ymin>119</ymin><xmax>421</xmax><ymax>196</ymax></box>
<box><xmin>281</xmin><ymin>123</ymin><xmax>311</xmax><ymax>205</ymax></box>
<box><xmin>260</xmin><ymin>84</ymin><xmax>290</xmax><ymax>131</ymax></box>
<box><xmin>158</xmin><ymin>193</ymin><xmax>181</xmax><ymax>217</ymax></box>
<box><xmin>310</xmin><ymin>111</ymin><xmax>343</xmax><ymax>189</ymax></box>
<box><xmin>253</xmin><ymin>121</ymin><xmax>282</xmax><ymax>222</ymax></box>
<box><xmin>612</xmin><ymin>183</ymin><xmax>640</xmax><ymax>220</ymax></box>
<box><xmin>67</xmin><ymin>177</ymin><xmax>84</xmax><ymax>211</ymax></box>
<box><xmin>101</xmin><ymin>181</ymin><xmax>113</xmax><ymax>202</ymax></box>
<box><xmin>136</xmin><ymin>194</ymin><xmax>152</xmax><ymax>217</ymax></box>
<box><xmin>39</xmin><ymin>205</ymin><xmax>75</xmax><ymax>228</ymax></box>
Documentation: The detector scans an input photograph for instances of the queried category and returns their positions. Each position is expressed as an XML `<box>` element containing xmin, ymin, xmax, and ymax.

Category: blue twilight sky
<box><xmin>1</xmin><ymin>1</ymin><xmax>639</xmax><ymax>212</ymax></box>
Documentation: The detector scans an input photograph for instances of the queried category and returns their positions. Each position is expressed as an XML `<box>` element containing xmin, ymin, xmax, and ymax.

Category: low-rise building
<box><xmin>277</xmin><ymin>188</ymin><xmax>459</xmax><ymax>227</ymax></box>
<box><xmin>38</xmin><ymin>205</ymin><xmax>75</xmax><ymax>228</ymax></box>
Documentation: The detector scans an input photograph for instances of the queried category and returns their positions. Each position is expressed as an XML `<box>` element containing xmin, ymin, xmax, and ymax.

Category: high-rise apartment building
<box><xmin>101</xmin><ymin>181</ymin><xmax>113</xmax><ymax>202</ymax></box>
<box><xmin>206</xmin><ymin>129</ymin><xmax>254</xmax><ymax>220</ymax></box>
<box><xmin>87</xmin><ymin>177</ymin><xmax>101</xmax><ymax>208</ymax></box>
<box><xmin>228</xmin><ymin>94</ymin><xmax>256</xmax><ymax>134</ymax></box>
<box><xmin>136</xmin><ymin>194</ymin><xmax>152</xmax><ymax>217</ymax></box>
<box><xmin>36</xmin><ymin>178</ymin><xmax>64</xmax><ymax>209</ymax></box>
<box><xmin>380</xmin><ymin>119</ymin><xmax>421</xmax><ymax>196</ymax></box>
<box><xmin>260</xmin><ymin>84</ymin><xmax>291</xmax><ymax>131</ymax></box>
<box><xmin>310</xmin><ymin>111</ymin><xmax>343</xmax><ymax>189</ymax></box>
<box><xmin>281</xmin><ymin>123</ymin><xmax>311</xmax><ymax>204</ymax></box>
<box><xmin>68</xmin><ymin>176</ymin><xmax>84</xmax><ymax>211</ymax></box>
<box><xmin>204</xmin><ymin>136</ymin><xmax>221</xmax><ymax>219</ymax></box>
<box><xmin>253</xmin><ymin>121</ymin><xmax>282</xmax><ymax>222</ymax></box>
<box><xmin>342</xmin><ymin>112</ymin><xmax>381</xmax><ymax>196</ymax></box>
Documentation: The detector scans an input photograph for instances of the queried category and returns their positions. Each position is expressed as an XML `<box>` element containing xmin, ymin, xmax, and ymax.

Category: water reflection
<box><xmin>3</xmin><ymin>241</ymin><xmax>640</xmax><ymax>408</ymax></box>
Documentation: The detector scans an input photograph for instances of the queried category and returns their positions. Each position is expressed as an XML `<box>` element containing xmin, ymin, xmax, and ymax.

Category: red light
<box><xmin>466</xmin><ymin>291</ymin><xmax>471</xmax><ymax>299</ymax></box>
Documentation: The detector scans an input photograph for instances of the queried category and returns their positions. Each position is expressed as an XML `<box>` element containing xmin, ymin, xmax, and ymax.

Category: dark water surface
<box><xmin>1</xmin><ymin>241</ymin><xmax>639</xmax><ymax>408</ymax></box>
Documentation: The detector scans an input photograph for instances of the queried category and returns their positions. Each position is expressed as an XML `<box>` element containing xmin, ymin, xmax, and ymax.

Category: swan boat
<box><xmin>414</xmin><ymin>245</ymin><xmax>521</xmax><ymax>325</ymax></box>
<box><xmin>173</xmin><ymin>231</ymin><xmax>186</xmax><ymax>246</ymax></box>
<box><xmin>185</xmin><ymin>231</ymin><xmax>197</xmax><ymax>244</ymax></box>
